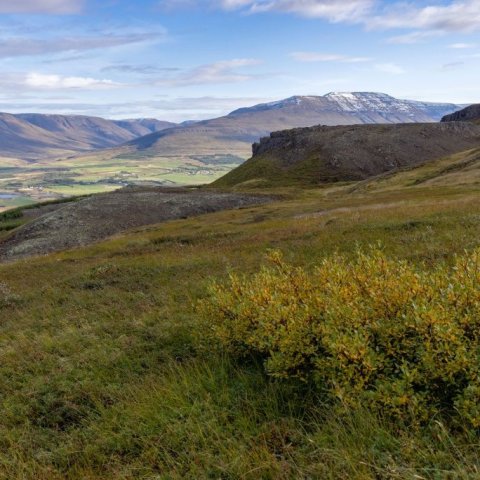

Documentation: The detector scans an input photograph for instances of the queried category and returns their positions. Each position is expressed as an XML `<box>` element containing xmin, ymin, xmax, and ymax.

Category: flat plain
<box><xmin>0</xmin><ymin>152</ymin><xmax>246</xmax><ymax>212</ymax></box>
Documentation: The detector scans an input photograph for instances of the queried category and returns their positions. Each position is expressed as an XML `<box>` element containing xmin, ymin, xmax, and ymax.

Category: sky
<box><xmin>0</xmin><ymin>0</ymin><xmax>479</xmax><ymax>121</ymax></box>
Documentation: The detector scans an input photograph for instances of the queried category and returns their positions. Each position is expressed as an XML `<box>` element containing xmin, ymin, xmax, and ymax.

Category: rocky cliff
<box><xmin>214</xmin><ymin>122</ymin><xmax>480</xmax><ymax>187</ymax></box>
<box><xmin>442</xmin><ymin>104</ymin><xmax>480</xmax><ymax>124</ymax></box>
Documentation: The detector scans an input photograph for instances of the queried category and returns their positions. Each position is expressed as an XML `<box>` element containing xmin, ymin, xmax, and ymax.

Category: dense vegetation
<box><xmin>0</xmin><ymin>177</ymin><xmax>480</xmax><ymax>478</ymax></box>
<box><xmin>200</xmin><ymin>248</ymin><xmax>480</xmax><ymax>427</ymax></box>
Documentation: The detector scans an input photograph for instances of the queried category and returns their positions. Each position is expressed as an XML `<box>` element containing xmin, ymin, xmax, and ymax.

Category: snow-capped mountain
<box><xmin>230</xmin><ymin>92</ymin><xmax>462</xmax><ymax>123</ymax></box>
<box><xmin>4</xmin><ymin>92</ymin><xmax>464</xmax><ymax>162</ymax></box>
<box><xmin>324</xmin><ymin>92</ymin><xmax>461</xmax><ymax>121</ymax></box>
<box><xmin>115</xmin><ymin>92</ymin><xmax>465</xmax><ymax>166</ymax></box>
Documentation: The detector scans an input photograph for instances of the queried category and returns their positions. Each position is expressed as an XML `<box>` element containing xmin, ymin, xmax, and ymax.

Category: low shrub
<box><xmin>198</xmin><ymin>248</ymin><xmax>480</xmax><ymax>426</ymax></box>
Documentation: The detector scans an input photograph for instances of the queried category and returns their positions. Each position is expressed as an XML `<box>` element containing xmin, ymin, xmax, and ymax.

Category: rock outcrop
<box><xmin>215</xmin><ymin>122</ymin><xmax>480</xmax><ymax>187</ymax></box>
<box><xmin>441</xmin><ymin>104</ymin><xmax>480</xmax><ymax>123</ymax></box>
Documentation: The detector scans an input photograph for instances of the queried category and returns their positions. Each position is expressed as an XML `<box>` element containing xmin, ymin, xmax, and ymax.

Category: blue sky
<box><xmin>0</xmin><ymin>0</ymin><xmax>479</xmax><ymax>121</ymax></box>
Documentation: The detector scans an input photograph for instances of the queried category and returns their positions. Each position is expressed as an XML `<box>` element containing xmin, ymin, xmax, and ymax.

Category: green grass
<box><xmin>0</xmin><ymin>209</ymin><xmax>26</xmax><ymax>238</ymax></box>
<box><xmin>0</xmin><ymin>195</ymin><xmax>36</xmax><ymax>213</ymax></box>
<box><xmin>44</xmin><ymin>184</ymin><xmax>121</xmax><ymax>196</ymax></box>
<box><xmin>0</xmin><ymin>153</ymin><xmax>244</xmax><ymax>209</ymax></box>
<box><xmin>0</xmin><ymin>181</ymin><xmax>480</xmax><ymax>478</ymax></box>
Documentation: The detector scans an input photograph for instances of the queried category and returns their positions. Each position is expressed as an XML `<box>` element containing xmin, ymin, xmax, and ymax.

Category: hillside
<box><xmin>0</xmin><ymin>163</ymin><xmax>480</xmax><ymax>477</ymax></box>
<box><xmin>213</xmin><ymin>122</ymin><xmax>480</xmax><ymax>188</ymax></box>
<box><xmin>348</xmin><ymin>147</ymin><xmax>480</xmax><ymax>194</ymax></box>
<box><xmin>114</xmin><ymin>92</ymin><xmax>462</xmax><ymax>161</ymax></box>
<box><xmin>441</xmin><ymin>104</ymin><xmax>480</xmax><ymax>124</ymax></box>
<box><xmin>0</xmin><ymin>187</ymin><xmax>269</xmax><ymax>261</ymax></box>
<box><xmin>0</xmin><ymin>112</ymin><xmax>80</xmax><ymax>160</ymax></box>
<box><xmin>0</xmin><ymin>114</ymin><xmax>176</xmax><ymax>160</ymax></box>
<box><xmin>111</xmin><ymin>118</ymin><xmax>177</xmax><ymax>137</ymax></box>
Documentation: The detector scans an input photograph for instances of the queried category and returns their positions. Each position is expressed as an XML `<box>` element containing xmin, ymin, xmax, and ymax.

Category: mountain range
<box><xmin>0</xmin><ymin>114</ymin><xmax>176</xmax><ymax>160</ymax></box>
<box><xmin>0</xmin><ymin>92</ymin><xmax>463</xmax><ymax>162</ymax></box>
<box><xmin>115</xmin><ymin>92</ymin><xmax>463</xmax><ymax>162</ymax></box>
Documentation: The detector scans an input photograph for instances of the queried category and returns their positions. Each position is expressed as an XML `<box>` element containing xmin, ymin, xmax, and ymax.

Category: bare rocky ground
<box><xmin>0</xmin><ymin>187</ymin><xmax>270</xmax><ymax>261</ymax></box>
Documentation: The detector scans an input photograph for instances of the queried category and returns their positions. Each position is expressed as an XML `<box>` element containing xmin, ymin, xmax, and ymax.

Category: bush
<box><xmin>198</xmin><ymin>248</ymin><xmax>480</xmax><ymax>427</ymax></box>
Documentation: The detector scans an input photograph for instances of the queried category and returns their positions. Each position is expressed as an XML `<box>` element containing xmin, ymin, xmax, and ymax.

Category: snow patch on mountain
<box><xmin>325</xmin><ymin>92</ymin><xmax>418</xmax><ymax>116</ymax></box>
<box><xmin>230</xmin><ymin>96</ymin><xmax>304</xmax><ymax>114</ymax></box>
<box><xmin>229</xmin><ymin>92</ymin><xmax>462</xmax><ymax>122</ymax></box>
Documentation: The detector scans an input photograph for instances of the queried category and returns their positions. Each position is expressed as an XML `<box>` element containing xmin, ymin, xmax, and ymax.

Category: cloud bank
<box><xmin>162</xmin><ymin>0</ymin><xmax>480</xmax><ymax>34</ymax></box>
<box><xmin>0</xmin><ymin>32</ymin><xmax>164</xmax><ymax>58</ymax></box>
<box><xmin>290</xmin><ymin>52</ymin><xmax>371</xmax><ymax>63</ymax></box>
<box><xmin>155</xmin><ymin>59</ymin><xmax>264</xmax><ymax>86</ymax></box>
<box><xmin>0</xmin><ymin>0</ymin><xmax>84</xmax><ymax>14</ymax></box>
<box><xmin>25</xmin><ymin>73</ymin><xmax>118</xmax><ymax>89</ymax></box>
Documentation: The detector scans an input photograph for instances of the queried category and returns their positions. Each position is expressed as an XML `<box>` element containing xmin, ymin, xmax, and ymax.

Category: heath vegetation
<box><xmin>0</xmin><ymin>181</ymin><xmax>479</xmax><ymax>478</ymax></box>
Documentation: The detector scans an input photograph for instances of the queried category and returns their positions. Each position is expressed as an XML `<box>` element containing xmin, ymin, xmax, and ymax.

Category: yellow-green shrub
<box><xmin>198</xmin><ymin>248</ymin><xmax>480</xmax><ymax>426</ymax></box>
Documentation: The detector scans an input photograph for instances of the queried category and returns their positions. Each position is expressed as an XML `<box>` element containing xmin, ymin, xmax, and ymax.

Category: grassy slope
<box><xmin>1</xmin><ymin>177</ymin><xmax>480</xmax><ymax>478</ymax></box>
<box><xmin>211</xmin><ymin>151</ymin><xmax>330</xmax><ymax>188</ymax></box>
<box><xmin>349</xmin><ymin>147</ymin><xmax>480</xmax><ymax>193</ymax></box>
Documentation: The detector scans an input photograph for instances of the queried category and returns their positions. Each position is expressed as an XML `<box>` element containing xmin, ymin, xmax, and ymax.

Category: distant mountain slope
<box><xmin>441</xmin><ymin>104</ymin><xmax>480</xmax><ymax>124</ymax></box>
<box><xmin>117</xmin><ymin>92</ymin><xmax>462</xmax><ymax>161</ymax></box>
<box><xmin>0</xmin><ymin>114</ymin><xmax>176</xmax><ymax>160</ymax></box>
<box><xmin>0</xmin><ymin>112</ymin><xmax>86</xmax><ymax>159</ymax></box>
<box><xmin>112</xmin><ymin>119</ymin><xmax>177</xmax><ymax>137</ymax></box>
<box><xmin>17</xmin><ymin>114</ymin><xmax>145</xmax><ymax>151</ymax></box>
<box><xmin>0</xmin><ymin>93</ymin><xmax>462</xmax><ymax>162</ymax></box>
<box><xmin>213</xmin><ymin>122</ymin><xmax>480</xmax><ymax>188</ymax></box>
<box><xmin>231</xmin><ymin>92</ymin><xmax>458</xmax><ymax>123</ymax></box>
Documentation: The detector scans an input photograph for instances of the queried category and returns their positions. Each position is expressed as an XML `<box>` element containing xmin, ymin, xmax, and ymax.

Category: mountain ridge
<box><xmin>441</xmin><ymin>104</ymin><xmax>480</xmax><ymax>124</ymax></box>
<box><xmin>115</xmin><ymin>92</ymin><xmax>463</xmax><ymax>162</ymax></box>
<box><xmin>228</xmin><ymin>92</ymin><xmax>461</xmax><ymax>121</ymax></box>
<box><xmin>0</xmin><ymin>92</ymin><xmax>466</xmax><ymax>167</ymax></box>
<box><xmin>213</xmin><ymin>121</ymin><xmax>480</xmax><ymax>188</ymax></box>
<box><xmin>0</xmin><ymin>113</ymin><xmax>176</xmax><ymax>160</ymax></box>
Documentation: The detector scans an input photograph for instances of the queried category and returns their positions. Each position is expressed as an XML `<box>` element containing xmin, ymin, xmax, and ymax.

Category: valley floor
<box><xmin>0</xmin><ymin>180</ymin><xmax>479</xmax><ymax>478</ymax></box>
<box><xmin>0</xmin><ymin>152</ymin><xmax>246</xmax><ymax>213</ymax></box>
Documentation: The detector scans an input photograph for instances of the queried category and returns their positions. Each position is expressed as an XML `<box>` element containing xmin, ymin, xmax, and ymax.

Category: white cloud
<box><xmin>375</xmin><ymin>63</ymin><xmax>406</xmax><ymax>75</ymax></box>
<box><xmin>368</xmin><ymin>0</ymin><xmax>480</xmax><ymax>33</ymax></box>
<box><xmin>0</xmin><ymin>32</ymin><xmax>164</xmax><ymax>58</ymax></box>
<box><xmin>0</xmin><ymin>96</ymin><xmax>274</xmax><ymax>121</ymax></box>
<box><xmin>25</xmin><ymin>73</ymin><xmax>118</xmax><ymax>89</ymax></box>
<box><xmin>219</xmin><ymin>0</ymin><xmax>375</xmax><ymax>21</ymax></box>
<box><xmin>290</xmin><ymin>52</ymin><xmax>372</xmax><ymax>62</ymax></box>
<box><xmin>178</xmin><ymin>0</ymin><xmax>480</xmax><ymax>34</ymax></box>
<box><xmin>155</xmin><ymin>58</ymin><xmax>264</xmax><ymax>86</ymax></box>
<box><xmin>449</xmin><ymin>42</ymin><xmax>477</xmax><ymax>48</ymax></box>
<box><xmin>387</xmin><ymin>31</ymin><xmax>442</xmax><ymax>44</ymax></box>
<box><xmin>0</xmin><ymin>0</ymin><xmax>84</xmax><ymax>14</ymax></box>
